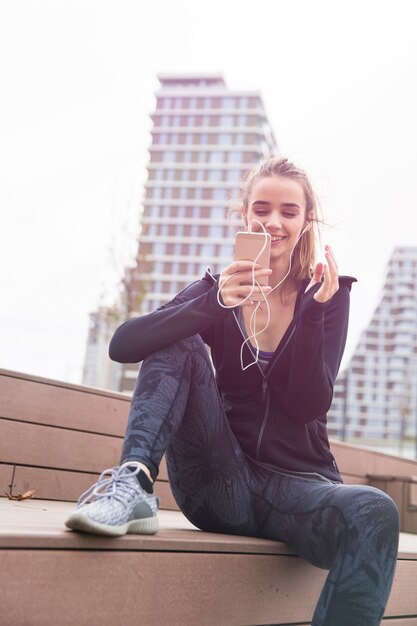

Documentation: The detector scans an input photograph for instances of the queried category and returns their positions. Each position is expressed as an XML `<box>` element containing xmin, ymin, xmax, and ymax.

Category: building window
<box><xmin>163</xmin><ymin>152</ymin><xmax>175</xmax><ymax>163</ymax></box>
<box><xmin>220</xmin><ymin>115</ymin><xmax>233</xmax><ymax>127</ymax></box>
<box><xmin>209</xmin><ymin>170</ymin><xmax>221</xmax><ymax>181</ymax></box>
<box><xmin>210</xmin><ymin>151</ymin><xmax>223</xmax><ymax>163</ymax></box>
<box><xmin>222</xmin><ymin>97</ymin><xmax>234</xmax><ymax>109</ymax></box>
<box><xmin>213</xmin><ymin>188</ymin><xmax>226</xmax><ymax>200</ymax></box>
<box><xmin>228</xmin><ymin>152</ymin><xmax>242</xmax><ymax>164</ymax></box>
<box><xmin>226</xmin><ymin>169</ymin><xmax>240</xmax><ymax>182</ymax></box>
<box><xmin>154</xmin><ymin>242</ymin><xmax>166</xmax><ymax>255</ymax></box>
<box><xmin>201</xmin><ymin>244</ymin><xmax>215</xmax><ymax>256</ymax></box>
<box><xmin>220</xmin><ymin>243</ymin><xmax>232</xmax><ymax>257</ymax></box>
<box><xmin>209</xmin><ymin>225</ymin><xmax>223</xmax><ymax>238</ymax></box>
<box><xmin>211</xmin><ymin>206</ymin><xmax>226</xmax><ymax>219</ymax></box>
<box><xmin>219</xmin><ymin>133</ymin><xmax>232</xmax><ymax>144</ymax></box>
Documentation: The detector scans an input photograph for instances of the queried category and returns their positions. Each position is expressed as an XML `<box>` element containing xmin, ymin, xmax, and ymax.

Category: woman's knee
<box><xmin>337</xmin><ymin>485</ymin><xmax>400</xmax><ymax>540</ymax></box>
<box><xmin>364</xmin><ymin>486</ymin><xmax>400</xmax><ymax>534</ymax></box>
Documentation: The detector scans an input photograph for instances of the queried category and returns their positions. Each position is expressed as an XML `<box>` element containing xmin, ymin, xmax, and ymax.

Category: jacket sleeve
<box><xmin>282</xmin><ymin>279</ymin><xmax>354</xmax><ymax>424</ymax></box>
<box><xmin>108</xmin><ymin>275</ymin><xmax>231</xmax><ymax>363</ymax></box>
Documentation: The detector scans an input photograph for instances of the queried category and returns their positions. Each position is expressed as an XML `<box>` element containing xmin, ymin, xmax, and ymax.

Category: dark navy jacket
<box><xmin>109</xmin><ymin>270</ymin><xmax>356</xmax><ymax>482</ymax></box>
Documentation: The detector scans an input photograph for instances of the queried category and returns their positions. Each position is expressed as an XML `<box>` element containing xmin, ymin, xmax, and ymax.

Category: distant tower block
<box><xmin>328</xmin><ymin>247</ymin><xmax>417</xmax><ymax>455</ymax></box>
<box><xmin>118</xmin><ymin>73</ymin><xmax>278</xmax><ymax>392</ymax></box>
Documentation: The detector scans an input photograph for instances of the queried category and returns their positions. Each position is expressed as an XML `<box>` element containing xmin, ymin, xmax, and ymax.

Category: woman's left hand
<box><xmin>307</xmin><ymin>245</ymin><xmax>339</xmax><ymax>303</ymax></box>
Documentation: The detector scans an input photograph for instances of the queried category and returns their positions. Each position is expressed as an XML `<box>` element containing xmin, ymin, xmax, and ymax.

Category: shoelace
<box><xmin>76</xmin><ymin>463</ymin><xmax>141</xmax><ymax>509</ymax></box>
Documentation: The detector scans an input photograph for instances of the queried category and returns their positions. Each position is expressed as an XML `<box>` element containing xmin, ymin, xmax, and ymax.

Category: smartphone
<box><xmin>234</xmin><ymin>231</ymin><xmax>271</xmax><ymax>288</ymax></box>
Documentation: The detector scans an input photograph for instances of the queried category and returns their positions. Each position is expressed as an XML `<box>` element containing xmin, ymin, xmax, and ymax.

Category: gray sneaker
<box><xmin>65</xmin><ymin>461</ymin><xmax>159</xmax><ymax>536</ymax></box>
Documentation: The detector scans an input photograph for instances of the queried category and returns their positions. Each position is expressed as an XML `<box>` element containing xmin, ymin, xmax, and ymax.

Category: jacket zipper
<box><xmin>232</xmin><ymin>309</ymin><xmax>298</xmax><ymax>461</ymax></box>
<box><xmin>255</xmin><ymin>326</ymin><xmax>297</xmax><ymax>460</ymax></box>
<box><xmin>256</xmin><ymin>381</ymin><xmax>270</xmax><ymax>459</ymax></box>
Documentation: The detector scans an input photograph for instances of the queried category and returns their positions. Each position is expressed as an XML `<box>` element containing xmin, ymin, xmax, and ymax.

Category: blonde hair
<box><xmin>240</xmin><ymin>156</ymin><xmax>322</xmax><ymax>294</ymax></box>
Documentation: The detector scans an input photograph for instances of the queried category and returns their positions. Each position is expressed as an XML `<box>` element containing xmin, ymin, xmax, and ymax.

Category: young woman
<box><xmin>66</xmin><ymin>157</ymin><xmax>399</xmax><ymax>625</ymax></box>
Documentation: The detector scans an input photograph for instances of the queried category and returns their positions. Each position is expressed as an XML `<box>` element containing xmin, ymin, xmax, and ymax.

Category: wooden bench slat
<box><xmin>1</xmin><ymin>498</ymin><xmax>416</xmax><ymax>558</ymax></box>
<box><xmin>0</xmin><ymin>463</ymin><xmax>14</xmax><ymax>495</ymax></box>
<box><xmin>332</xmin><ymin>440</ymin><xmax>417</xmax><ymax>477</ymax></box>
<box><xmin>0</xmin><ymin>550</ymin><xmax>328</xmax><ymax>626</ymax></box>
<box><xmin>382</xmin><ymin>617</ymin><xmax>417</xmax><ymax>626</ymax></box>
<box><xmin>0</xmin><ymin>371</ymin><xmax>130</xmax><ymax>436</ymax></box>
<box><xmin>1</xmin><ymin>550</ymin><xmax>416</xmax><ymax>626</ymax></box>
<box><xmin>3</xmin><ymin>465</ymin><xmax>176</xmax><ymax>509</ymax></box>
<box><xmin>339</xmin><ymin>473</ymin><xmax>368</xmax><ymax>485</ymax></box>
<box><xmin>1</xmin><ymin>418</ymin><xmax>122</xmax><ymax>472</ymax></box>
<box><xmin>387</xmin><ymin>560</ymin><xmax>417</xmax><ymax>615</ymax></box>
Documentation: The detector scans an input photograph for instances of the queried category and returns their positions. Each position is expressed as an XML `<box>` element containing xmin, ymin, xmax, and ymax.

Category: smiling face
<box><xmin>244</xmin><ymin>175</ymin><xmax>310</xmax><ymax>264</ymax></box>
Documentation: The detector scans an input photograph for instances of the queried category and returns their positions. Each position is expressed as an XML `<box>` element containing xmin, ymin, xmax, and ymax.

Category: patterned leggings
<box><xmin>121</xmin><ymin>336</ymin><xmax>399</xmax><ymax>626</ymax></box>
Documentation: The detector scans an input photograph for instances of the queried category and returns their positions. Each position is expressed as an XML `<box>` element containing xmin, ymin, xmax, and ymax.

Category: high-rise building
<box><xmin>82</xmin><ymin>306</ymin><xmax>121</xmax><ymax>390</ymax></box>
<box><xmin>115</xmin><ymin>73</ymin><xmax>278</xmax><ymax>392</ymax></box>
<box><xmin>328</xmin><ymin>247</ymin><xmax>417</xmax><ymax>456</ymax></box>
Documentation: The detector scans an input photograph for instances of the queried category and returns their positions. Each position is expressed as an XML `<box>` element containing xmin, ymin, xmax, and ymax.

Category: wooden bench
<box><xmin>1</xmin><ymin>367</ymin><xmax>417</xmax><ymax>625</ymax></box>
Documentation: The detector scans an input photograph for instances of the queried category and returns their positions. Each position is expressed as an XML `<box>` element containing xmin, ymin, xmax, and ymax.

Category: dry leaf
<box><xmin>4</xmin><ymin>490</ymin><xmax>36</xmax><ymax>501</ymax></box>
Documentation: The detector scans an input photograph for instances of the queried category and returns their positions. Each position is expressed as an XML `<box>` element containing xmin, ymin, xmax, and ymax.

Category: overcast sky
<box><xmin>1</xmin><ymin>0</ymin><xmax>416</xmax><ymax>385</ymax></box>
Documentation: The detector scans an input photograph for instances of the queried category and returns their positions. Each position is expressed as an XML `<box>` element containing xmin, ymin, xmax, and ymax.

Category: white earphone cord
<box><xmin>217</xmin><ymin>220</ymin><xmax>309</xmax><ymax>370</ymax></box>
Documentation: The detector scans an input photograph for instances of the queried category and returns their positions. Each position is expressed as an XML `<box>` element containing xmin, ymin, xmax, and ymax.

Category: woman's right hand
<box><xmin>218</xmin><ymin>261</ymin><xmax>272</xmax><ymax>307</ymax></box>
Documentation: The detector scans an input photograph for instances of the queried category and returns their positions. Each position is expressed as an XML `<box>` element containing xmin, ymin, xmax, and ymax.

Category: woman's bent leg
<box><xmin>120</xmin><ymin>335</ymin><xmax>208</xmax><ymax>480</ymax></box>
<box><xmin>67</xmin><ymin>335</ymin><xmax>254</xmax><ymax>537</ymax></box>
<box><xmin>308</xmin><ymin>485</ymin><xmax>399</xmax><ymax>626</ymax></box>
<box><xmin>121</xmin><ymin>335</ymin><xmax>258</xmax><ymax>534</ymax></box>
<box><xmin>252</xmin><ymin>467</ymin><xmax>399</xmax><ymax>626</ymax></box>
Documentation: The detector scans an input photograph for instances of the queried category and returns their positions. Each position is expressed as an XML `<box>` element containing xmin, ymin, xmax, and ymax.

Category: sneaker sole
<box><xmin>65</xmin><ymin>512</ymin><xmax>159</xmax><ymax>537</ymax></box>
